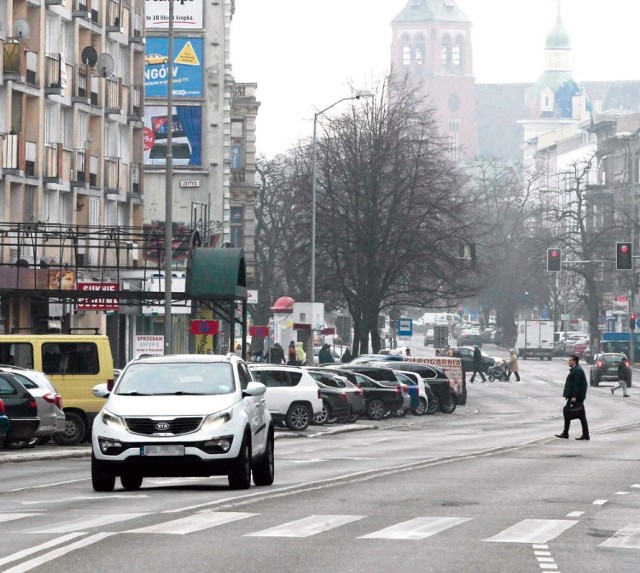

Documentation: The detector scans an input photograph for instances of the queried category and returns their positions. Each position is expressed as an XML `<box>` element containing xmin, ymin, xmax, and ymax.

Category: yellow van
<box><xmin>0</xmin><ymin>335</ymin><xmax>115</xmax><ymax>445</ymax></box>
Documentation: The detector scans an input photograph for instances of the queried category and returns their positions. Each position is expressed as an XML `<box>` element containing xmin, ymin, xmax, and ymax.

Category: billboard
<box><xmin>143</xmin><ymin>105</ymin><xmax>202</xmax><ymax>166</ymax></box>
<box><xmin>145</xmin><ymin>37</ymin><xmax>203</xmax><ymax>98</ymax></box>
<box><xmin>145</xmin><ymin>0</ymin><xmax>204</xmax><ymax>30</ymax></box>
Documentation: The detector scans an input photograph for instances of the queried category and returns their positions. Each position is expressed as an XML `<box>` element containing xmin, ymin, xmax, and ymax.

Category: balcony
<box><xmin>231</xmin><ymin>170</ymin><xmax>246</xmax><ymax>183</ymax></box>
<box><xmin>3</xmin><ymin>42</ymin><xmax>24</xmax><ymax>83</ymax></box>
<box><xmin>130</xmin><ymin>8</ymin><xmax>144</xmax><ymax>44</ymax></box>
<box><xmin>71</xmin><ymin>149</ymin><xmax>89</xmax><ymax>187</ymax></box>
<box><xmin>104</xmin><ymin>157</ymin><xmax>120</xmax><ymax>192</ymax></box>
<box><xmin>72</xmin><ymin>65</ymin><xmax>91</xmax><ymax>105</ymax></box>
<box><xmin>128</xmin><ymin>84</ymin><xmax>142</xmax><ymax>121</ymax></box>
<box><xmin>44</xmin><ymin>54</ymin><xmax>65</xmax><ymax>96</ymax></box>
<box><xmin>106</xmin><ymin>0</ymin><xmax>122</xmax><ymax>32</ymax></box>
<box><xmin>128</xmin><ymin>162</ymin><xmax>142</xmax><ymax>199</ymax></box>
<box><xmin>44</xmin><ymin>143</ymin><xmax>63</xmax><ymax>182</ymax></box>
<box><xmin>72</xmin><ymin>0</ymin><xmax>90</xmax><ymax>20</ymax></box>
<box><xmin>104</xmin><ymin>76</ymin><xmax>122</xmax><ymax>115</ymax></box>
<box><xmin>2</xmin><ymin>134</ymin><xmax>37</xmax><ymax>178</ymax></box>
<box><xmin>2</xmin><ymin>134</ymin><xmax>19</xmax><ymax>173</ymax></box>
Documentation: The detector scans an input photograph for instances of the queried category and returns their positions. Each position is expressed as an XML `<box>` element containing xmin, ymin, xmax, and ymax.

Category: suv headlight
<box><xmin>202</xmin><ymin>408</ymin><xmax>233</xmax><ymax>431</ymax></box>
<box><xmin>102</xmin><ymin>409</ymin><xmax>126</xmax><ymax>430</ymax></box>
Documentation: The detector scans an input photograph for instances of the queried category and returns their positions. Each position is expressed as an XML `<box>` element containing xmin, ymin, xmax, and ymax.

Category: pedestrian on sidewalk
<box><xmin>555</xmin><ymin>355</ymin><xmax>590</xmax><ymax>441</ymax></box>
<box><xmin>611</xmin><ymin>357</ymin><xmax>631</xmax><ymax>397</ymax></box>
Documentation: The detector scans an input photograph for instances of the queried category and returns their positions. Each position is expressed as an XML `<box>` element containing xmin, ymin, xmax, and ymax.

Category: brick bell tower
<box><xmin>391</xmin><ymin>0</ymin><xmax>478</xmax><ymax>159</ymax></box>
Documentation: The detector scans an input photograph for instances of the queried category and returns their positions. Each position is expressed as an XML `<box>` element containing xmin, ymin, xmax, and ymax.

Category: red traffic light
<box><xmin>550</xmin><ymin>250</ymin><xmax>558</xmax><ymax>257</ymax></box>
<box><xmin>621</xmin><ymin>245</ymin><xmax>629</xmax><ymax>253</ymax></box>
<box><xmin>547</xmin><ymin>248</ymin><xmax>561</xmax><ymax>271</ymax></box>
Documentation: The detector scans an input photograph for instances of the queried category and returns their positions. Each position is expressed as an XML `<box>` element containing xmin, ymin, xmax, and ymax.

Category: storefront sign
<box><xmin>77</xmin><ymin>282</ymin><xmax>119</xmax><ymax>311</ymax></box>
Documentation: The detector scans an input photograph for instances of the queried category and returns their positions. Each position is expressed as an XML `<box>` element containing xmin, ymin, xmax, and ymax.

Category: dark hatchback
<box><xmin>320</xmin><ymin>366</ymin><xmax>404</xmax><ymax>420</ymax></box>
<box><xmin>306</xmin><ymin>372</ymin><xmax>350</xmax><ymax>424</ymax></box>
<box><xmin>0</xmin><ymin>372</ymin><xmax>40</xmax><ymax>448</ymax></box>
<box><xmin>590</xmin><ymin>353</ymin><xmax>632</xmax><ymax>387</ymax></box>
<box><xmin>306</xmin><ymin>369</ymin><xmax>366</xmax><ymax>422</ymax></box>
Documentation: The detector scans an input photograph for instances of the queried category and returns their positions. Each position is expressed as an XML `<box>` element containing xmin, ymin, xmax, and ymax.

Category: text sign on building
<box><xmin>249</xmin><ymin>326</ymin><xmax>270</xmax><ymax>337</ymax></box>
<box><xmin>134</xmin><ymin>335</ymin><xmax>164</xmax><ymax>356</ymax></box>
<box><xmin>180</xmin><ymin>180</ymin><xmax>200</xmax><ymax>188</ymax></box>
<box><xmin>190</xmin><ymin>320</ymin><xmax>220</xmax><ymax>335</ymax></box>
<box><xmin>145</xmin><ymin>0</ymin><xmax>204</xmax><ymax>29</ymax></box>
<box><xmin>77</xmin><ymin>283</ymin><xmax>120</xmax><ymax>311</ymax></box>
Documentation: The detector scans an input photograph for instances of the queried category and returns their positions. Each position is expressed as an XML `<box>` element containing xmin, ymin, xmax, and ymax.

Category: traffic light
<box><xmin>631</xmin><ymin>313</ymin><xmax>636</xmax><ymax>331</ymax></box>
<box><xmin>616</xmin><ymin>242</ymin><xmax>633</xmax><ymax>270</ymax></box>
<box><xmin>547</xmin><ymin>248</ymin><xmax>561</xmax><ymax>271</ymax></box>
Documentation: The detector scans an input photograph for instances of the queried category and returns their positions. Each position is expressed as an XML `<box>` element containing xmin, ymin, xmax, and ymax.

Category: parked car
<box><xmin>91</xmin><ymin>354</ymin><xmax>274</xmax><ymax>492</ymax></box>
<box><xmin>564</xmin><ymin>337</ymin><xmax>589</xmax><ymax>356</ymax></box>
<box><xmin>571</xmin><ymin>340</ymin><xmax>590</xmax><ymax>358</ymax></box>
<box><xmin>589</xmin><ymin>353</ymin><xmax>632</xmax><ymax>387</ymax></box>
<box><xmin>311</xmin><ymin>367</ymin><xmax>399</xmax><ymax>421</ymax></box>
<box><xmin>325</xmin><ymin>365</ymin><xmax>404</xmax><ymax>420</ymax></box>
<box><xmin>306</xmin><ymin>371</ymin><xmax>350</xmax><ymax>424</ymax></box>
<box><xmin>454</xmin><ymin>346</ymin><xmax>497</xmax><ymax>375</ymax></box>
<box><xmin>391</xmin><ymin>370</ymin><xmax>435</xmax><ymax>415</ymax></box>
<box><xmin>249</xmin><ymin>365</ymin><xmax>323</xmax><ymax>431</ymax></box>
<box><xmin>457</xmin><ymin>329</ymin><xmax>483</xmax><ymax>347</ymax></box>
<box><xmin>0</xmin><ymin>366</ymin><xmax>65</xmax><ymax>446</ymax></box>
<box><xmin>0</xmin><ymin>372</ymin><xmax>40</xmax><ymax>449</ymax></box>
<box><xmin>383</xmin><ymin>362</ymin><xmax>456</xmax><ymax>414</ymax></box>
<box><xmin>348</xmin><ymin>354</ymin><xmax>404</xmax><ymax>364</ymax></box>
<box><xmin>0</xmin><ymin>398</ymin><xmax>9</xmax><ymax>446</ymax></box>
<box><xmin>306</xmin><ymin>369</ymin><xmax>365</xmax><ymax>422</ymax></box>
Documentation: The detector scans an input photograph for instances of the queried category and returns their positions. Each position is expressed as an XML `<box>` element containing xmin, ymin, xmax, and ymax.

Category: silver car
<box><xmin>0</xmin><ymin>366</ymin><xmax>65</xmax><ymax>445</ymax></box>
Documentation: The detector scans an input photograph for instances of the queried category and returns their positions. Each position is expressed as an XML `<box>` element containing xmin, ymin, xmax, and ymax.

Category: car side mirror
<box><xmin>92</xmin><ymin>383</ymin><xmax>110</xmax><ymax>399</ymax></box>
<box><xmin>243</xmin><ymin>381</ymin><xmax>266</xmax><ymax>397</ymax></box>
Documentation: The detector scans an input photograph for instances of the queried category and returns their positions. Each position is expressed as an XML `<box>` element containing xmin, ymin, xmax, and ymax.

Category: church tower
<box><xmin>391</xmin><ymin>0</ymin><xmax>477</xmax><ymax>159</ymax></box>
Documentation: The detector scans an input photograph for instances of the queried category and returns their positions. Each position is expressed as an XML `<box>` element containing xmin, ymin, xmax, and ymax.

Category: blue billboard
<box><xmin>145</xmin><ymin>37</ymin><xmax>203</xmax><ymax>98</ymax></box>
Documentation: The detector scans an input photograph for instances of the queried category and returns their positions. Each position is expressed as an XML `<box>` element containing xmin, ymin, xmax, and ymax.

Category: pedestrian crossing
<box><xmin>0</xmin><ymin>510</ymin><xmax>638</xmax><ymax>548</ymax></box>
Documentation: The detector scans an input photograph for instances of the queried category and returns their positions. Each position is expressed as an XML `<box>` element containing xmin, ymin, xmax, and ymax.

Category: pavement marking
<box><xmin>614</xmin><ymin>491</ymin><xmax>630</xmax><ymax>495</ymax></box>
<box><xmin>538</xmin><ymin>564</ymin><xmax>558</xmax><ymax>570</ymax></box>
<box><xmin>599</xmin><ymin>524</ymin><xmax>640</xmax><ymax>549</ymax></box>
<box><xmin>359</xmin><ymin>516</ymin><xmax>471</xmax><ymax>540</ymax></box>
<box><xmin>25</xmin><ymin>512</ymin><xmax>149</xmax><ymax>533</ymax></box>
<box><xmin>22</xmin><ymin>495</ymin><xmax>149</xmax><ymax>505</ymax></box>
<box><xmin>593</xmin><ymin>499</ymin><xmax>608</xmax><ymax>505</ymax></box>
<box><xmin>631</xmin><ymin>484</ymin><xmax>640</xmax><ymax>488</ymax></box>
<box><xmin>2</xmin><ymin>479</ymin><xmax>88</xmax><ymax>493</ymax></box>
<box><xmin>0</xmin><ymin>513</ymin><xmax>43</xmax><ymax>523</ymax></box>
<box><xmin>566</xmin><ymin>511</ymin><xmax>584</xmax><ymax>517</ymax></box>
<box><xmin>247</xmin><ymin>514</ymin><xmax>365</xmax><ymax>538</ymax></box>
<box><xmin>127</xmin><ymin>511</ymin><xmax>257</xmax><ymax>534</ymax></box>
<box><xmin>0</xmin><ymin>533</ymin><xmax>85</xmax><ymax>568</ymax></box>
<box><xmin>486</xmin><ymin>519</ymin><xmax>578</xmax><ymax>544</ymax></box>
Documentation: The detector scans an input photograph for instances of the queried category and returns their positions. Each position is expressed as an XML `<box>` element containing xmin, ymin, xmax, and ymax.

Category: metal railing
<box><xmin>104</xmin><ymin>157</ymin><xmax>120</xmax><ymax>190</ymax></box>
<box><xmin>44</xmin><ymin>53</ymin><xmax>63</xmax><ymax>91</ymax></box>
<box><xmin>129</xmin><ymin>84</ymin><xmax>142</xmax><ymax>117</ymax></box>
<box><xmin>104</xmin><ymin>76</ymin><xmax>122</xmax><ymax>111</ymax></box>
<box><xmin>130</xmin><ymin>163</ymin><xmax>142</xmax><ymax>195</ymax></box>
<box><xmin>44</xmin><ymin>143</ymin><xmax>61</xmax><ymax>179</ymax></box>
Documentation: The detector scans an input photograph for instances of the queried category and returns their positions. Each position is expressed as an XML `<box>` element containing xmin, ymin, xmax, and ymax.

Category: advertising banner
<box><xmin>134</xmin><ymin>335</ymin><xmax>164</xmax><ymax>356</ymax></box>
<box><xmin>145</xmin><ymin>37</ymin><xmax>203</xmax><ymax>98</ymax></box>
<box><xmin>406</xmin><ymin>356</ymin><xmax>465</xmax><ymax>397</ymax></box>
<box><xmin>143</xmin><ymin>105</ymin><xmax>202</xmax><ymax>166</ymax></box>
<box><xmin>145</xmin><ymin>0</ymin><xmax>204</xmax><ymax>30</ymax></box>
<box><xmin>77</xmin><ymin>282</ymin><xmax>120</xmax><ymax>311</ymax></box>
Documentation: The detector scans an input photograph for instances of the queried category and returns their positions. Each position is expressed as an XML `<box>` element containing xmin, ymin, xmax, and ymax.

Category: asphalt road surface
<box><xmin>1</xmin><ymin>340</ymin><xmax>639</xmax><ymax>572</ymax></box>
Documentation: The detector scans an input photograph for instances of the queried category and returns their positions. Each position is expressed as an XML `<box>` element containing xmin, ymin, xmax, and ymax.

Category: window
<box><xmin>42</xmin><ymin>342</ymin><xmax>100</xmax><ymax>375</ymax></box>
<box><xmin>230</xmin><ymin>206</ymin><xmax>244</xmax><ymax>248</ymax></box>
<box><xmin>231</xmin><ymin>119</ymin><xmax>244</xmax><ymax>169</ymax></box>
<box><xmin>0</xmin><ymin>343</ymin><xmax>33</xmax><ymax>368</ymax></box>
<box><xmin>441</xmin><ymin>45</ymin><xmax>448</xmax><ymax>65</ymax></box>
<box><xmin>403</xmin><ymin>44</ymin><xmax>411</xmax><ymax>66</ymax></box>
<box><xmin>452</xmin><ymin>44</ymin><xmax>461</xmax><ymax>66</ymax></box>
<box><xmin>0</xmin><ymin>375</ymin><xmax>18</xmax><ymax>395</ymax></box>
<box><xmin>238</xmin><ymin>364</ymin><xmax>251</xmax><ymax>390</ymax></box>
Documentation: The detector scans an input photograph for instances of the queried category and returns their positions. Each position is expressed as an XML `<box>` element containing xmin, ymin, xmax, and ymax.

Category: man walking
<box><xmin>556</xmin><ymin>355</ymin><xmax>590</xmax><ymax>441</ymax></box>
<box><xmin>611</xmin><ymin>357</ymin><xmax>630</xmax><ymax>397</ymax></box>
<box><xmin>470</xmin><ymin>345</ymin><xmax>486</xmax><ymax>383</ymax></box>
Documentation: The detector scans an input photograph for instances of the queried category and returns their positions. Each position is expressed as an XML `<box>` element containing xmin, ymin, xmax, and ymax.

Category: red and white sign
<box><xmin>190</xmin><ymin>319</ymin><xmax>220</xmax><ymax>335</ymax></box>
<box><xmin>143</xmin><ymin>127</ymin><xmax>155</xmax><ymax>151</ymax></box>
<box><xmin>77</xmin><ymin>282</ymin><xmax>119</xmax><ymax>311</ymax></box>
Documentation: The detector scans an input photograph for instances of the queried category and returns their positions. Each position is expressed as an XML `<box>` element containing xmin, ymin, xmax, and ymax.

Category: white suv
<box><xmin>249</xmin><ymin>365</ymin><xmax>323</xmax><ymax>431</ymax></box>
<box><xmin>91</xmin><ymin>354</ymin><xmax>274</xmax><ymax>492</ymax></box>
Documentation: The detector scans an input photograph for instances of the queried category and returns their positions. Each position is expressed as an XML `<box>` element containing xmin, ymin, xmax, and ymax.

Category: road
<box><xmin>1</xmin><ymin>340</ymin><xmax>639</xmax><ymax>572</ymax></box>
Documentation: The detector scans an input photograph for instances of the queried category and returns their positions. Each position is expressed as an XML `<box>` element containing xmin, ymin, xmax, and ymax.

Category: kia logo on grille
<box><xmin>155</xmin><ymin>422</ymin><xmax>171</xmax><ymax>431</ymax></box>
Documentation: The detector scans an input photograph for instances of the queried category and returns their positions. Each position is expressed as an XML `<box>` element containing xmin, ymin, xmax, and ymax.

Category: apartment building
<box><xmin>0</xmin><ymin>0</ymin><xmax>145</xmax><ymax>342</ymax></box>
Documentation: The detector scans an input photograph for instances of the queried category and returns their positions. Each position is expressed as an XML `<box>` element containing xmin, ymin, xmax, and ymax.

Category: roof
<box><xmin>393</xmin><ymin>0</ymin><xmax>471</xmax><ymax>24</ymax></box>
<box><xmin>546</xmin><ymin>11</ymin><xmax>571</xmax><ymax>49</ymax></box>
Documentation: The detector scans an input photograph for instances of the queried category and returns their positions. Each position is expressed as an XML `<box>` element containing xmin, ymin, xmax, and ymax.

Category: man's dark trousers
<box><xmin>562</xmin><ymin>402</ymin><xmax>589</xmax><ymax>437</ymax></box>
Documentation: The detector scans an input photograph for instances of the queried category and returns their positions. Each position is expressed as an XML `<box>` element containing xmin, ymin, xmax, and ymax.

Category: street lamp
<box><xmin>310</xmin><ymin>89</ymin><xmax>373</xmax><ymax>302</ymax></box>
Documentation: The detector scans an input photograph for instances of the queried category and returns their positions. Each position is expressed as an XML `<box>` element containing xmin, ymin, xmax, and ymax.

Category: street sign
<box><xmin>397</xmin><ymin>318</ymin><xmax>413</xmax><ymax>337</ymax></box>
<box><xmin>189</xmin><ymin>319</ymin><xmax>219</xmax><ymax>335</ymax></box>
<box><xmin>249</xmin><ymin>326</ymin><xmax>269</xmax><ymax>337</ymax></box>
<box><xmin>321</xmin><ymin>327</ymin><xmax>335</xmax><ymax>335</ymax></box>
<box><xmin>292</xmin><ymin>323</ymin><xmax>312</xmax><ymax>331</ymax></box>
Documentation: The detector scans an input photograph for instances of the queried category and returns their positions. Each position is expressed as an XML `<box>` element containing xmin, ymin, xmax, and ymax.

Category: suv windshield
<box><xmin>602</xmin><ymin>354</ymin><xmax>626</xmax><ymax>364</ymax></box>
<box><xmin>116</xmin><ymin>362</ymin><xmax>235</xmax><ymax>395</ymax></box>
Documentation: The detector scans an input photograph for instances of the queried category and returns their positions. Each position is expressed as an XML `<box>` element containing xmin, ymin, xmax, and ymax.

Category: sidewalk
<box><xmin>0</xmin><ymin>423</ymin><xmax>377</xmax><ymax>464</ymax></box>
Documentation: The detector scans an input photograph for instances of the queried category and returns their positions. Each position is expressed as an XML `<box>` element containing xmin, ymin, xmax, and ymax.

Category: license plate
<box><xmin>141</xmin><ymin>445</ymin><xmax>185</xmax><ymax>456</ymax></box>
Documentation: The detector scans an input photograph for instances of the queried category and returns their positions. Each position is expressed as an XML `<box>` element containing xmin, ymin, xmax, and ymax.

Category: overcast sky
<box><xmin>231</xmin><ymin>0</ymin><xmax>640</xmax><ymax>158</ymax></box>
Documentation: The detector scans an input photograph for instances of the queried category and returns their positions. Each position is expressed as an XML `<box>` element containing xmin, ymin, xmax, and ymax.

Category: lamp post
<box><xmin>310</xmin><ymin>90</ymin><xmax>373</xmax><ymax>302</ymax></box>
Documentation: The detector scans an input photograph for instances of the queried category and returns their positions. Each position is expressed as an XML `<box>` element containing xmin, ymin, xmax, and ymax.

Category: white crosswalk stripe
<box><xmin>0</xmin><ymin>513</ymin><xmax>43</xmax><ymax>524</ymax></box>
<box><xmin>24</xmin><ymin>513</ymin><xmax>149</xmax><ymax>534</ymax></box>
<box><xmin>485</xmin><ymin>519</ymin><xmax>578</xmax><ymax>544</ymax></box>
<box><xmin>127</xmin><ymin>511</ymin><xmax>257</xmax><ymax>534</ymax></box>
<box><xmin>247</xmin><ymin>515</ymin><xmax>365</xmax><ymax>537</ymax></box>
<box><xmin>599</xmin><ymin>524</ymin><xmax>640</xmax><ymax>549</ymax></box>
<box><xmin>359</xmin><ymin>517</ymin><xmax>471</xmax><ymax>540</ymax></box>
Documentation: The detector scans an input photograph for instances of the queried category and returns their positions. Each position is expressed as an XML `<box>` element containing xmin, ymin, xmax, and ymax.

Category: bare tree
<box><xmin>312</xmin><ymin>76</ymin><xmax>480</xmax><ymax>354</ymax></box>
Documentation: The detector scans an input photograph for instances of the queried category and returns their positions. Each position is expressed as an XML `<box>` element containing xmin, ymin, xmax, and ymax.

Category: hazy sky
<box><xmin>231</xmin><ymin>0</ymin><xmax>640</xmax><ymax>158</ymax></box>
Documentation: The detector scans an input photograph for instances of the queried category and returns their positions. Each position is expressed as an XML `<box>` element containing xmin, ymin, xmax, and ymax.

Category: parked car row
<box><xmin>0</xmin><ymin>366</ymin><xmax>66</xmax><ymax>449</ymax></box>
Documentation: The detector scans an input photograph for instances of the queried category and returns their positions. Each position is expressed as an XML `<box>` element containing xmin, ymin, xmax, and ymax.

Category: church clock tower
<box><xmin>391</xmin><ymin>0</ymin><xmax>477</xmax><ymax>159</ymax></box>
